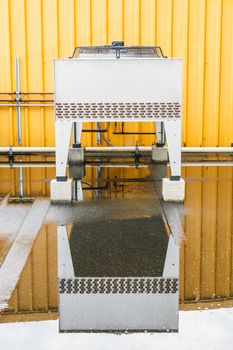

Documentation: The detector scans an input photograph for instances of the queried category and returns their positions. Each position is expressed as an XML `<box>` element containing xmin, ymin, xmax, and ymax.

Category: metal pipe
<box><xmin>113</xmin><ymin>131</ymin><xmax>155</xmax><ymax>135</ymax></box>
<box><xmin>0</xmin><ymin>146</ymin><xmax>55</xmax><ymax>153</ymax></box>
<box><xmin>0</xmin><ymin>92</ymin><xmax>53</xmax><ymax>95</ymax></box>
<box><xmin>15</xmin><ymin>58</ymin><xmax>22</xmax><ymax>144</ymax></box>
<box><xmin>181</xmin><ymin>147</ymin><xmax>233</xmax><ymax>153</ymax></box>
<box><xmin>0</xmin><ymin>146</ymin><xmax>232</xmax><ymax>154</ymax></box>
<box><xmin>18</xmin><ymin>166</ymin><xmax>24</xmax><ymax>197</ymax></box>
<box><xmin>0</xmin><ymin>99</ymin><xmax>54</xmax><ymax>102</ymax></box>
<box><xmin>0</xmin><ymin>161</ymin><xmax>233</xmax><ymax>168</ymax></box>
<box><xmin>85</xmin><ymin>146</ymin><xmax>152</xmax><ymax>152</ymax></box>
<box><xmin>0</xmin><ymin>104</ymin><xmax>54</xmax><ymax>107</ymax></box>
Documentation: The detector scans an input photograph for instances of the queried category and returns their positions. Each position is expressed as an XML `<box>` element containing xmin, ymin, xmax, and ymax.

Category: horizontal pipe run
<box><xmin>0</xmin><ymin>104</ymin><xmax>54</xmax><ymax>107</ymax></box>
<box><xmin>0</xmin><ymin>161</ymin><xmax>233</xmax><ymax>168</ymax></box>
<box><xmin>0</xmin><ymin>162</ymin><xmax>147</xmax><ymax>168</ymax></box>
<box><xmin>113</xmin><ymin>132</ymin><xmax>156</xmax><ymax>135</ymax></box>
<box><xmin>0</xmin><ymin>146</ymin><xmax>233</xmax><ymax>154</ymax></box>
<box><xmin>181</xmin><ymin>147</ymin><xmax>233</xmax><ymax>153</ymax></box>
<box><xmin>0</xmin><ymin>99</ymin><xmax>53</xmax><ymax>102</ymax></box>
<box><xmin>0</xmin><ymin>92</ymin><xmax>53</xmax><ymax>95</ymax></box>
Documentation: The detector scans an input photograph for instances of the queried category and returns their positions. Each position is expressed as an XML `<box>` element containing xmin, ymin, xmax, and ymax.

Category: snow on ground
<box><xmin>0</xmin><ymin>308</ymin><xmax>232</xmax><ymax>350</ymax></box>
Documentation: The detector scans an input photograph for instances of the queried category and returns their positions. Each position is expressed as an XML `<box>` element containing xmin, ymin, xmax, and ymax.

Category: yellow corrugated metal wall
<box><xmin>0</xmin><ymin>0</ymin><xmax>233</xmax><ymax>147</ymax></box>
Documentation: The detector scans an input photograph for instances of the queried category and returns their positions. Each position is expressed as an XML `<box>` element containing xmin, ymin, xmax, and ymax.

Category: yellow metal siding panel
<box><xmin>203</xmin><ymin>0</ymin><xmax>221</xmax><ymax>146</ymax></box>
<box><xmin>186</xmin><ymin>0</ymin><xmax>205</xmax><ymax>146</ymax></box>
<box><xmin>172</xmin><ymin>0</ymin><xmax>188</xmax><ymax>146</ymax></box>
<box><xmin>91</xmin><ymin>0</ymin><xmax>107</xmax><ymax>45</ymax></box>
<box><xmin>0</xmin><ymin>0</ymin><xmax>232</xmax><ymax>146</ymax></box>
<box><xmin>108</xmin><ymin>0</ymin><xmax>123</xmax><ymax>43</ymax></box>
<box><xmin>156</xmin><ymin>0</ymin><xmax>172</xmax><ymax>56</ymax></box>
<box><xmin>42</xmin><ymin>0</ymin><xmax>58</xmax><ymax>147</ymax></box>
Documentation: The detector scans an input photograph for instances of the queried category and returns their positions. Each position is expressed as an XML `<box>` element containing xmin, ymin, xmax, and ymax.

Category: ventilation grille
<box><xmin>56</xmin><ymin>102</ymin><xmax>181</xmax><ymax>120</ymax></box>
<box><xmin>59</xmin><ymin>277</ymin><xmax>178</xmax><ymax>294</ymax></box>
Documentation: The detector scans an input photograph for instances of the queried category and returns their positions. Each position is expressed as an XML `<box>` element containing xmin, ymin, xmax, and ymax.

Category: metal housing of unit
<box><xmin>54</xmin><ymin>58</ymin><xmax>182</xmax><ymax>122</ymax></box>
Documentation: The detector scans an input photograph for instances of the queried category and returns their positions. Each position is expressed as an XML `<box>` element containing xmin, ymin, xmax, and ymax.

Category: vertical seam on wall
<box><xmin>171</xmin><ymin>0</ymin><xmax>173</xmax><ymax>57</ymax></box>
<box><xmin>106</xmin><ymin>0</ymin><xmax>108</xmax><ymax>44</ymax></box>
<box><xmin>74</xmin><ymin>0</ymin><xmax>77</xmax><ymax>46</ymax></box>
<box><xmin>217</xmin><ymin>0</ymin><xmax>223</xmax><ymax>146</ymax></box>
<box><xmin>202</xmin><ymin>0</ymin><xmax>207</xmax><ymax>146</ymax></box>
<box><xmin>45</xmin><ymin>226</ymin><xmax>49</xmax><ymax>310</ymax></box>
<box><xmin>185</xmin><ymin>0</ymin><xmax>190</xmax><ymax>146</ymax></box>
<box><xmin>90</xmin><ymin>0</ymin><xmax>92</xmax><ymax>45</ymax></box>
<box><xmin>57</xmin><ymin>0</ymin><xmax>60</xmax><ymax>57</ymax></box>
<box><xmin>40</xmin><ymin>0</ymin><xmax>45</xmax><ymax>148</ymax></box>
<box><xmin>139</xmin><ymin>0</ymin><xmax>141</xmax><ymax>45</ymax></box>
<box><xmin>8</xmin><ymin>0</ymin><xmax>14</xmax><ymax>145</ymax></box>
<box><xmin>214</xmin><ymin>167</ymin><xmax>219</xmax><ymax>298</ymax></box>
<box><xmin>24</xmin><ymin>0</ymin><xmax>30</xmax><ymax>195</ymax></box>
<box><xmin>40</xmin><ymin>0</ymin><xmax>46</xmax><ymax>195</ymax></box>
<box><xmin>199</xmin><ymin>167</ymin><xmax>204</xmax><ymax>299</ymax></box>
<box><xmin>122</xmin><ymin>0</ymin><xmax>124</xmax><ymax>41</ymax></box>
<box><xmin>230</xmin><ymin>169</ymin><xmax>233</xmax><ymax>297</ymax></box>
<box><xmin>24</xmin><ymin>0</ymin><xmax>29</xmax><ymax>147</ymax></box>
<box><xmin>154</xmin><ymin>0</ymin><xmax>157</xmax><ymax>45</ymax></box>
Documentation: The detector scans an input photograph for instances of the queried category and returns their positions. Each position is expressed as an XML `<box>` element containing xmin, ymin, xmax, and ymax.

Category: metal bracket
<box><xmin>56</xmin><ymin>176</ymin><xmax>68</xmax><ymax>182</ymax></box>
<box><xmin>134</xmin><ymin>145</ymin><xmax>141</xmax><ymax>159</ymax></box>
<box><xmin>170</xmin><ymin>176</ymin><xmax>180</xmax><ymax>181</ymax></box>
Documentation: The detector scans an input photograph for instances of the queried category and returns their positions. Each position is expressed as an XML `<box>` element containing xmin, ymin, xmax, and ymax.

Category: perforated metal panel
<box><xmin>59</xmin><ymin>277</ymin><xmax>179</xmax><ymax>294</ymax></box>
<box><xmin>56</xmin><ymin>102</ymin><xmax>181</xmax><ymax>121</ymax></box>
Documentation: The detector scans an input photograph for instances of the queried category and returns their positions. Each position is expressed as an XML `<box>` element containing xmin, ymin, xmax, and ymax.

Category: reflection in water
<box><xmin>57</xmin><ymin>183</ymin><xmax>179</xmax><ymax>331</ymax></box>
<box><xmin>0</xmin><ymin>157</ymin><xmax>232</xmax><ymax>327</ymax></box>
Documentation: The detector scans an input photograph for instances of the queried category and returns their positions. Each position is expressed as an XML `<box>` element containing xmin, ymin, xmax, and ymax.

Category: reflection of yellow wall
<box><xmin>180</xmin><ymin>166</ymin><xmax>233</xmax><ymax>305</ymax></box>
<box><xmin>0</xmin><ymin>0</ymin><xmax>233</xmax><ymax>147</ymax></box>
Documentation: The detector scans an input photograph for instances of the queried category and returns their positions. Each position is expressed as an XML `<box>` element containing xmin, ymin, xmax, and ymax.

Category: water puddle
<box><xmin>0</xmin><ymin>155</ymin><xmax>232</xmax><ymax>329</ymax></box>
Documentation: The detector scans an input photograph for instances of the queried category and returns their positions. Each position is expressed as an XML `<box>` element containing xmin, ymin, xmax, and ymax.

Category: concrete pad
<box><xmin>162</xmin><ymin>178</ymin><xmax>185</xmax><ymax>202</ymax></box>
<box><xmin>152</xmin><ymin>146</ymin><xmax>168</xmax><ymax>162</ymax></box>
<box><xmin>50</xmin><ymin>179</ymin><xmax>72</xmax><ymax>203</ymax></box>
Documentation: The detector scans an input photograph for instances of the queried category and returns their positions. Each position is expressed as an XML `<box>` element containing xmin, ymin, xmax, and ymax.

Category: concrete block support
<box><xmin>50</xmin><ymin>179</ymin><xmax>73</xmax><ymax>203</ymax></box>
<box><xmin>152</xmin><ymin>145</ymin><xmax>168</xmax><ymax>162</ymax></box>
<box><xmin>68</xmin><ymin>147</ymin><xmax>85</xmax><ymax>164</ymax></box>
<box><xmin>162</xmin><ymin>178</ymin><xmax>185</xmax><ymax>202</ymax></box>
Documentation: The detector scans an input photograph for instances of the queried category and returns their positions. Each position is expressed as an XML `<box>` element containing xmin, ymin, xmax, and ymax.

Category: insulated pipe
<box><xmin>0</xmin><ymin>146</ymin><xmax>233</xmax><ymax>154</ymax></box>
<box><xmin>0</xmin><ymin>161</ymin><xmax>233</xmax><ymax>168</ymax></box>
<box><xmin>0</xmin><ymin>104</ymin><xmax>54</xmax><ymax>107</ymax></box>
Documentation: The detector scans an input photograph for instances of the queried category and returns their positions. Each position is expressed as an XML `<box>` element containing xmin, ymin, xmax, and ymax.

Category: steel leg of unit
<box><xmin>163</xmin><ymin>120</ymin><xmax>185</xmax><ymax>201</ymax></box>
<box><xmin>51</xmin><ymin>121</ymin><xmax>73</xmax><ymax>202</ymax></box>
<box><xmin>55</xmin><ymin>120</ymin><xmax>73</xmax><ymax>180</ymax></box>
<box><xmin>164</xmin><ymin>120</ymin><xmax>181</xmax><ymax>178</ymax></box>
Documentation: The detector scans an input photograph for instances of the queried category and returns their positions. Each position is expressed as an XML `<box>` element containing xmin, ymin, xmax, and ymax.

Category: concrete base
<box><xmin>162</xmin><ymin>178</ymin><xmax>185</xmax><ymax>202</ymax></box>
<box><xmin>68</xmin><ymin>147</ymin><xmax>84</xmax><ymax>164</ymax></box>
<box><xmin>50</xmin><ymin>179</ymin><xmax>73</xmax><ymax>203</ymax></box>
<box><xmin>152</xmin><ymin>146</ymin><xmax>168</xmax><ymax>162</ymax></box>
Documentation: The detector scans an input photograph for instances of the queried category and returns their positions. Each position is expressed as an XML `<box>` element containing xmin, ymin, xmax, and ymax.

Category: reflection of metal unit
<box><xmin>58</xmin><ymin>214</ymin><xmax>179</xmax><ymax>332</ymax></box>
<box><xmin>51</xmin><ymin>42</ymin><xmax>184</xmax><ymax>202</ymax></box>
